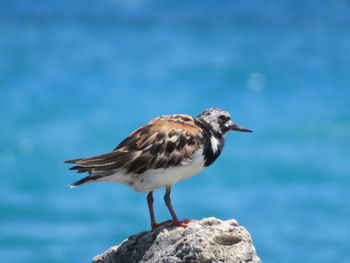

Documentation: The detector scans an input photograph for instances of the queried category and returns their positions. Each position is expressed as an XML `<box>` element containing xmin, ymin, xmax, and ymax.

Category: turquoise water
<box><xmin>1</xmin><ymin>1</ymin><xmax>350</xmax><ymax>262</ymax></box>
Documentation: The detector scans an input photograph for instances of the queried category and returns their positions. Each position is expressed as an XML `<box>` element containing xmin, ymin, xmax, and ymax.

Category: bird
<box><xmin>65</xmin><ymin>108</ymin><xmax>252</xmax><ymax>229</ymax></box>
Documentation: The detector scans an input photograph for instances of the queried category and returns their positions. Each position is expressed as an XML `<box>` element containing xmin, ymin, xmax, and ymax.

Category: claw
<box><xmin>172</xmin><ymin>219</ymin><xmax>197</xmax><ymax>228</ymax></box>
<box><xmin>152</xmin><ymin>219</ymin><xmax>198</xmax><ymax>229</ymax></box>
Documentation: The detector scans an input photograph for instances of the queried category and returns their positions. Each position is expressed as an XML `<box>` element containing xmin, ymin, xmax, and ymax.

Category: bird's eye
<box><xmin>219</xmin><ymin>115</ymin><xmax>229</xmax><ymax>121</ymax></box>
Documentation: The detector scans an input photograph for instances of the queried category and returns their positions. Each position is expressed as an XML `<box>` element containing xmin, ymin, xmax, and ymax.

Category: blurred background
<box><xmin>1</xmin><ymin>0</ymin><xmax>349</xmax><ymax>262</ymax></box>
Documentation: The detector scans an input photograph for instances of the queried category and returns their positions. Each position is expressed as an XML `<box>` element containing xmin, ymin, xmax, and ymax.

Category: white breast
<box><xmin>100</xmin><ymin>147</ymin><xmax>205</xmax><ymax>193</ymax></box>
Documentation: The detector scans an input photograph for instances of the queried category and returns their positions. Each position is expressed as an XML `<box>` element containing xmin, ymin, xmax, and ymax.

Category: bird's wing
<box><xmin>65</xmin><ymin>114</ymin><xmax>204</xmax><ymax>175</ymax></box>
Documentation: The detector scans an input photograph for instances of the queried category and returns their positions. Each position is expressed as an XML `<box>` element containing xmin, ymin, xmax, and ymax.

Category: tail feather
<box><xmin>65</xmin><ymin>151</ymin><xmax>133</xmax><ymax>173</ymax></box>
<box><xmin>70</xmin><ymin>175</ymin><xmax>102</xmax><ymax>188</ymax></box>
<box><xmin>65</xmin><ymin>151</ymin><xmax>133</xmax><ymax>188</ymax></box>
<box><xmin>65</xmin><ymin>151</ymin><xmax>131</xmax><ymax>167</ymax></box>
<box><xmin>64</xmin><ymin>158</ymin><xmax>83</xmax><ymax>164</ymax></box>
<box><xmin>69</xmin><ymin>166</ymin><xmax>92</xmax><ymax>173</ymax></box>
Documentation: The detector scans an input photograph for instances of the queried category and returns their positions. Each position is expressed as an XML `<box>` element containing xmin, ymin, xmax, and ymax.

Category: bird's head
<box><xmin>197</xmin><ymin>108</ymin><xmax>252</xmax><ymax>135</ymax></box>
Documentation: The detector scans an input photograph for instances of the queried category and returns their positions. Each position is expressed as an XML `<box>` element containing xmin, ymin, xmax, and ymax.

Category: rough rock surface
<box><xmin>92</xmin><ymin>217</ymin><xmax>260</xmax><ymax>263</ymax></box>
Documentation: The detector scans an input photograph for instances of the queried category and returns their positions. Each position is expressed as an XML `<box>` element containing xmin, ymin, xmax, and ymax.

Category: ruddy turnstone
<box><xmin>65</xmin><ymin>108</ymin><xmax>252</xmax><ymax>229</ymax></box>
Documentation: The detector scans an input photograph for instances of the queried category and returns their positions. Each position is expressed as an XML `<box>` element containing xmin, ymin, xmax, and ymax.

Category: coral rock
<box><xmin>92</xmin><ymin>217</ymin><xmax>261</xmax><ymax>263</ymax></box>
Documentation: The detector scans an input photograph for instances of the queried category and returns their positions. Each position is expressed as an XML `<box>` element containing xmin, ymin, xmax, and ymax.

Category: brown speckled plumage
<box><xmin>65</xmin><ymin>114</ymin><xmax>204</xmax><ymax>180</ymax></box>
<box><xmin>65</xmin><ymin>108</ymin><xmax>252</xmax><ymax>229</ymax></box>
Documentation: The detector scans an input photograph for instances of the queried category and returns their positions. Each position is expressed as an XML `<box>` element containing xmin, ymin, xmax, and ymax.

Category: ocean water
<box><xmin>1</xmin><ymin>0</ymin><xmax>350</xmax><ymax>262</ymax></box>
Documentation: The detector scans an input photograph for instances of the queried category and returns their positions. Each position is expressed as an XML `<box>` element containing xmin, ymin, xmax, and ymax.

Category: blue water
<box><xmin>1</xmin><ymin>0</ymin><xmax>350</xmax><ymax>262</ymax></box>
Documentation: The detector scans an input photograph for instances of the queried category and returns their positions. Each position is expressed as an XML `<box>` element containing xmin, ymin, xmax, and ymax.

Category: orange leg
<box><xmin>164</xmin><ymin>187</ymin><xmax>197</xmax><ymax>228</ymax></box>
<box><xmin>148</xmin><ymin>191</ymin><xmax>173</xmax><ymax>229</ymax></box>
<box><xmin>148</xmin><ymin>188</ymin><xmax>198</xmax><ymax>230</ymax></box>
<box><xmin>147</xmin><ymin>191</ymin><xmax>157</xmax><ymax>228</ymax></box>
<box><xmin>164</xmin><ymin>186</ymin><xmax>179</xmax><ymax>224</ymax></box>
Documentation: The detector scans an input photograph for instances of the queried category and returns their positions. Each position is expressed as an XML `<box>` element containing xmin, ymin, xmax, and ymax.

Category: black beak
<box><xmin>230</xmin><ymin>124</ymin><xmax>253</xmax><ymax>132</ymax></box>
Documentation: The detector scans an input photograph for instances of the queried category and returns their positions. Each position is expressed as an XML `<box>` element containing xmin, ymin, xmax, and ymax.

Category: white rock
<box><xmin>92</xmin><ymin>217</ymin><xmax>261</xmax><ymax>263</ymax></box>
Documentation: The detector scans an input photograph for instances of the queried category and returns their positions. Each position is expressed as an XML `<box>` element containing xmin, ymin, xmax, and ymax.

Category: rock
<box><xmin>92</xmin><ymin>217</ymin><xmax>261</xmax><ymax>263</ymax></box>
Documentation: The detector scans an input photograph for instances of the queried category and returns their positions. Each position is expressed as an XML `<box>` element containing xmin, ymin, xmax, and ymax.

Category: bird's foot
<box><xmin>151</xmin><ymin>219</ymin><xmax>197</xmax><ymax>229</ymax></box>
<box><xmin>172</xmin><ymin>219</ymin><xmax>197</xmax><ymax>228</ymax></box>
<box><xmin>151</xmin><ymin>220</ymin><xmax>172</xmax><ymax>230</ymax></box>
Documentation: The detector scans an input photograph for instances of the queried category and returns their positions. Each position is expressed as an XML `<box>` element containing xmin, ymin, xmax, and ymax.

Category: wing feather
<box><xmin>65</xmin><ymin>114</ymin><xmax>204</xmax><ymax>176</ymax></box>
